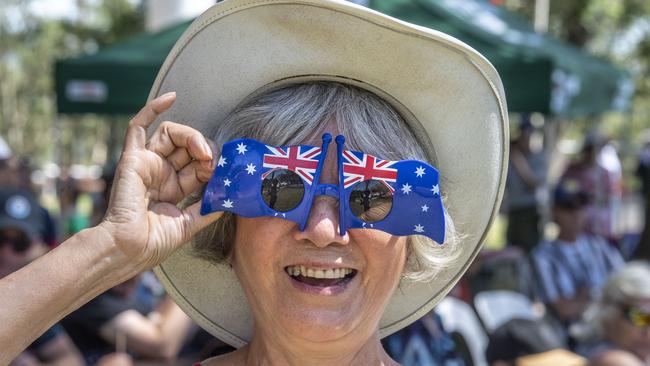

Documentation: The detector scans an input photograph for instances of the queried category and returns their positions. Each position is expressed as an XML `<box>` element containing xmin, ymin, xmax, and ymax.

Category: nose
<box><xmin>293</xmin><ymin>196</ymin><xmax>349</xmax><ymax>248</ymax></box>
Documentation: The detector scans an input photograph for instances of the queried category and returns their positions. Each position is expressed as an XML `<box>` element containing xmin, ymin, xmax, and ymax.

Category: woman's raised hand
<box><xmin>100</xmin><ymin>92</ymin><xmax>222</xmax><ymax>270</ymax></box>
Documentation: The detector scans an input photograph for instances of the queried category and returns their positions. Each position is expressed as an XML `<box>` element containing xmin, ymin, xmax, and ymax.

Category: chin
<box><xmin>275</xmin><ymin>305</ymin><xmax>370</xmax><ymax>342</ymax></box>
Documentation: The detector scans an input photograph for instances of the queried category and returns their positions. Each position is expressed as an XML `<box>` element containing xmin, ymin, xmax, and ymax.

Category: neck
<box><xmin>238</xmin><ymin>328</ymin><xmax>396</xmax><ymax>366</ymax></box>
<box><xmin>557</xmin><ymin>230</ymin><xmax>579</xmax><ymax>243</ymax></box>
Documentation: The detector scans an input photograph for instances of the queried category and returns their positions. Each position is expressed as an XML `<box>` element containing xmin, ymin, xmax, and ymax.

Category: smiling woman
<box><xmin>0</xmin><ymin>0</ymin><xmax>507</xmax><ymax>365</ymax></box>
<box><xmin>186</xmin><ymin>82</ymin><xmax>461</xmax><ymax>357</ymax></box>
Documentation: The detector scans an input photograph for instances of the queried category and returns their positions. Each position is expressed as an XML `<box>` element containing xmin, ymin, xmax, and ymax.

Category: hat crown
<box><xmin>151</xmin><ymin>0</ymin><xmax>508</xmax><ymax>346</ymax></box>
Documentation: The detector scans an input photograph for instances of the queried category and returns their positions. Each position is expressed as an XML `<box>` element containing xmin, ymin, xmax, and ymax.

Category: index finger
<box><xmin>148</xmin><ymin>122</ymin><xmax>213</xmax><ymax>161</ymax></box>
<box><xmin>123</xmin><ymin>92</ymin><xmax>176</xmax><ymax>151</ymax></box>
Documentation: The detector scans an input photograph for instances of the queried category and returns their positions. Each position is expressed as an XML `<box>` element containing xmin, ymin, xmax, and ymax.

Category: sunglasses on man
<box><xmin>0</xmin><ymin>230</ymin><xmax>31</xmax><ymax>253</ymax></box>
<box><xmin>201</xmin><ymin>133</ymin><xmax>445</xmax><ymax>243</ymax></box>
<box><xmin>622</xmin><ymin>305</ymin><xmax>650</xmax><ymax>328</ymax></box>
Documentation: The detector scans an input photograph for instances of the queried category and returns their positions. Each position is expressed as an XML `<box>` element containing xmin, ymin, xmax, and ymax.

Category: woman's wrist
<box><xmin>73</xmin><ymin>224</ymin><xmax>145</xmax><ymax>287</ymax></box>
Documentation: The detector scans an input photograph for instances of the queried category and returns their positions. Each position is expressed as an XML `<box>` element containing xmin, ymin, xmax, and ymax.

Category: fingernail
<box><xmin>160</xmin><ymin>91</ymin><xmax>176</xmax><ymax>99</ymax></box>
<box><xmin>201</xmin><ymin>140</ymin><xmax>212</xmax><ymax>157</ymax></box>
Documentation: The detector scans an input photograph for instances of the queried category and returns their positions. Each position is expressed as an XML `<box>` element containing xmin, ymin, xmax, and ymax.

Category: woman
<box><xmin>573</xmin><ymin>261</ymin><xmax>650</xmax><ymax>366</ymax></box>
<box><xmin>0</xmin><ymin>0</ymin><xmax>508</xmax><ymax>364</ymax></box>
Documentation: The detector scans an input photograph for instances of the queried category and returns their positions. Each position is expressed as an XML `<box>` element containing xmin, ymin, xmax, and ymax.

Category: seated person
<box><xmin>573</xmin><ymin>261</ymin><xmax>650</xmax><ymax>365</ymax></box>
<box><xmin>382</xmin><ymin>312</ymin><xmax>467</xmax><ymax>365</ymax></box>
<box><xmin>61</xmin><ymin>273</ymin><xmax>194</xmax><ymax>364</ymax></box>
<box><xmin>530</xmin><ymin>180</ymin><xmax>624</xmax><ymax>326</ymax></box>
<box><xmin>0</xmin><ymin>188</ymin><xmax>84</xmax><ymax>366</ymax></box>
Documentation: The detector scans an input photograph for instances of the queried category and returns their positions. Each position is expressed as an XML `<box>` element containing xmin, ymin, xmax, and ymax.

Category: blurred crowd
<box><xmin>1</xmin><ymin>138</ymin><xmax>234</xmax><ymax>366</ymax></box>
<box><xmin>4</xmin><ymin>116</ymin><xmax>650</xmax><ymax>365</ymax></box>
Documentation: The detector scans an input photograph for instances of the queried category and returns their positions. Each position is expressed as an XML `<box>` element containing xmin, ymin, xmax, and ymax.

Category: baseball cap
<box><xmin>0</xmin><ymin>188</ymin><xmax>45</xmax><ymax>239</ymax></box>
<box><xmin>553</xmin><ymin>179</ymin><xmax>590</xmax><ymax>210</ymax></box>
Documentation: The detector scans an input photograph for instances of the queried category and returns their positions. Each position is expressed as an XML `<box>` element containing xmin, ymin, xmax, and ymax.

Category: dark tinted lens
<box><xmin>349</xmin><ymin>180</ymin><xmax>393</xmax><ymax>223</ymax></box>
<box><xmin>0</xmin><ymin>232</ymin><xmax>31</xmax><ymax>253</ymax></box>
<box><xmin>261</xmin><ymin>169</ymin><xmax>305</xmax><ymax>212</ymax></box>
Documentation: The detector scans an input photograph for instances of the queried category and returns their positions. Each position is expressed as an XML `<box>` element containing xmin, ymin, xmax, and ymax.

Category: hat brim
<box><xmin>152</xmin><ymin>0</ymin><xmax>508</xmax><ymax>347</ymax></box>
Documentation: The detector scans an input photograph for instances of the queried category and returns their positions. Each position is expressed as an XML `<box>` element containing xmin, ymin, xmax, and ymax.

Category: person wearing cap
<box><xmin>572</xmin><ymin>261</ymin><xmax>650</xmax><ymax>366</ymax></box>
<box><xmin>530</xmin><ymin>180</ymin><xmax>624</xmax><ymax>328</ymax></box>
<box><xmin>0</xmin><ymin>188</ymin><xmax>84</xmax><ymax>366</ymax></box>
<box><xmin>0</xmin><ymin>139</ymin><xmax>59</xmax><ymax>247</ymax></box>
<box><xmin>561</xmin><ymin>134</ymin><xmax>616</xmax><ymax>240</ymax></box>
<box><xmin>0</xmin><ymin>1</ymin><xmax>509</xmax><ymax>364</ymax></box>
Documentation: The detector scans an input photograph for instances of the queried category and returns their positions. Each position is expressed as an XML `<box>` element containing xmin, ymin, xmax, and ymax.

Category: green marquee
<box><xmin>55</xmin><ymin>21</ymin><xmax>189</xmax><ymax>115</ymax></box>
<box><xmin>371</xmin><ymin>0</ymin><xmax>631</xmax><ymax>117</ymax></box>
<box><xmin>55</xmin><ymin>0</ymin><xmax>630</xmax><ymax>116</ymax></box>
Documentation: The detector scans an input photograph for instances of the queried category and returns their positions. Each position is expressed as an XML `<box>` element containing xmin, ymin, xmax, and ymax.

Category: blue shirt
<box><xmin>531</xmin><ymin>234</ymin><xmax>624</xmax><ymax>303</ymax></box>
<box><xmin>382</xmin><ymin>313</ymin><xmax>465</xmax><ymax>366</ymax></box>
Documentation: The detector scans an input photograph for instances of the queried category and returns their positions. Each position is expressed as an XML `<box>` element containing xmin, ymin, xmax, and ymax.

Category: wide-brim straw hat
<box><xmin>150</xmin><ymin>0</ymin><xmax>508</xmax><ymax>347</ymax></box>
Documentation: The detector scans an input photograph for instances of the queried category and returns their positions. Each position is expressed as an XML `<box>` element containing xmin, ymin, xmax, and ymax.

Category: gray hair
<box><xmin>572</xmin><ymin>261</ymin><xmax>650</xmax><ymax>341</ymax></box>
<box><xmin>191</xmin><ymin>81</ymin><xmax>461</xmax><ymax>282</ymax></box>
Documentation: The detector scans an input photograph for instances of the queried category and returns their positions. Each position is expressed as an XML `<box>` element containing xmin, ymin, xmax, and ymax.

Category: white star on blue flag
<box><xmin>223</xmin><ymin>178</ymin><xmax>231</xmax><ymax>187</ymax></box>
<box><xmin>401</xmin><ymin>183</ymin><xmax>412</xmax><ymax>195</ymax></box>
<box><xmin>414</xmin><ymin>224</ymin><xmax>425</xmax><ymax>233</ymax></box>
<box><xmin>222</xmin><ymin>199</ymin><xmax>234</xmax><ymax>208</ymax></box>
<box><xmin>217</xmin><ymin>156</ymin><xmax>227</xmax><ymax>167</ymax></box>
<box><xmin>245</xmin><ymin>163</ymin><xmax>257</xmax><ymax>175</ymax></box>
<box><xmin>414</xmin><ymin>166</ymin><xmax>426</xmax><ymax>178</ymax></box>
<box><xmin>431</xmin><ymin>184</ymin><xmax>440</xmax><ymax>196</ymax></box>
<box><xmin>236</xmin><ymin>143</ymin><xmax>248</xmax><ymax>155</ymax></box>
<box><xmin>421</xmin><ymin>204</ymin><xmax>429</xmax><ymax>212</ymax></box>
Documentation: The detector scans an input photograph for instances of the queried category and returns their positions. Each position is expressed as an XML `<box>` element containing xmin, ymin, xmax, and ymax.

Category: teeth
<box><xmin>285</xmin><ymin>265</ymin><xmax>353</xmax><ymax>279</ymax></box>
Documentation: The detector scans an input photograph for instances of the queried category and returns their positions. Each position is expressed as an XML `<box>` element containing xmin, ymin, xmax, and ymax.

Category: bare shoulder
<box><xmin>589</xmin><ymin>349</ymin><xmax>643</xmax><ymax>366</ymax></box>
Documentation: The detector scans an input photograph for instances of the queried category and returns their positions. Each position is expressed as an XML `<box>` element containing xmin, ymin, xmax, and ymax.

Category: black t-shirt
<box><xmin>61</xmin><ymin>290</ymin><xmax>152</xmax><ymax>364</ymax></box>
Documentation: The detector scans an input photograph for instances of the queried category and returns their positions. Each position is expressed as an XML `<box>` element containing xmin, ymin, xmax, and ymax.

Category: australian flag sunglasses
<box><xmin>201</xmin><ymin>134</ymin><xmax>445</xmax><ymax>243</ymax></box>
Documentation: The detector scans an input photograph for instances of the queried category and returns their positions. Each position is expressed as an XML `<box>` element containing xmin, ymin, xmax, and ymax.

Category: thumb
<box><xmin>179</xmin><ymin>201</ymin><xmax>224</xmax><ymax>243</ymax></box>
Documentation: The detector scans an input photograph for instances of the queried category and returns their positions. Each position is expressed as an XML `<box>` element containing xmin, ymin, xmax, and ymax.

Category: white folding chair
<box><xmin>435</xmin><ymin>297</ymin><xmax>488</xmax><ymax>366</ymax></box>
<box><xmin>473</xmin><ymin>290</ymin><xmax>539</xmax><ymax>334</ymax></box>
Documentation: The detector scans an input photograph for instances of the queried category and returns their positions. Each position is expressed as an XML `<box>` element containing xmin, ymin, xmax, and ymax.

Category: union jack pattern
<box><xmin>262</xmin><ymin>146</ymin><xmax>322</xmax><ymax>184</ymax></box>
<box><xmin>342</xmin><ymin>149</ymin><xmax>397</xmax><ymax>192</ymax></box>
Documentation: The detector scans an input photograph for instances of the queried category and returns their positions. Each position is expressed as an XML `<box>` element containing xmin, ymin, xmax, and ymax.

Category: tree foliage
<box><xmin>0</xmin><ymin>0</ymin><xmax>144</xmax><ymax>166</ymax></box>
<box><xmin>502</xmin><ymin>0</ymin><xmax>650</xmax><ymax>189</ymax></box>
<box><xmin>503</xmin><ymin>0</ymin><xmax>650</xmax><ymax>129</ymax></box>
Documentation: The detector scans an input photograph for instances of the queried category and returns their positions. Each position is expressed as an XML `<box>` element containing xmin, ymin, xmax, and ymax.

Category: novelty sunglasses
<box><xmin>200</xmin><ymin>134</ymin><xmax>445</xmax><ymax>243</ymax></box>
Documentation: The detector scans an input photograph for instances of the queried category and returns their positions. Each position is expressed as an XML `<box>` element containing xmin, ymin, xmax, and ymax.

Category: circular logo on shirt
<box><xmin>5</xmin><ymin>195</ymin><xmax>31</xmax><ymax>219</ymax></box>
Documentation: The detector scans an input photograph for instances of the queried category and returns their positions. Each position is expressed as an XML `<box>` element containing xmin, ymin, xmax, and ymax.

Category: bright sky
<box><xmin>5</xmin><ymin>0</ymin><xmax>142</xmax><ymax>22</ymax></box>
<box><xmin>9</xmin><ymin>0</ymin><xmax>215</xmax><ymax>32</ymax></box>
<box><xmin>27</xmin><ymin>0</ymin><xmax>83</xmax><ymax>20</ymax></box>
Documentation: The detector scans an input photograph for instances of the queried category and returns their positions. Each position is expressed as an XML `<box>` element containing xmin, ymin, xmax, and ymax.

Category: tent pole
<box><xmin>534</xmin><ymin>0</ymin><xmax>550</xmax><ymax>33</ymax></box>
